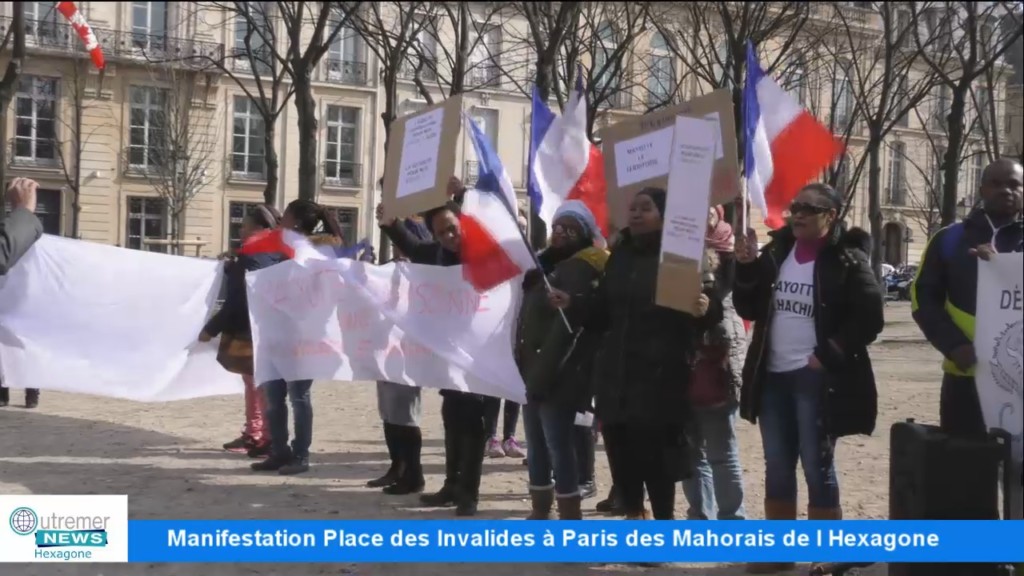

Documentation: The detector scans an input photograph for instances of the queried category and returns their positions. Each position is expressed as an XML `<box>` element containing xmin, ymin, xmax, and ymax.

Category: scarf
<box><xmin>706</xmin><ymin>206</ymin><xmax>734</xmax><ymax>253</ymax></box>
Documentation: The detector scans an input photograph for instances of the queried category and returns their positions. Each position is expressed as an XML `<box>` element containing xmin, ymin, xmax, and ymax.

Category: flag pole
<box><xmin>509</xmin><ymin>208</ymin><xmax>574</xmax><ymax>335</ymax></box>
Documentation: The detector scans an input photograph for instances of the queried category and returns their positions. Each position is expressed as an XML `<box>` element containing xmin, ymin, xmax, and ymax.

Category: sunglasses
<box><xmin>789</xmin><ymin>202</ymin><xmax>833</xmax><ymax>216</ymax></box>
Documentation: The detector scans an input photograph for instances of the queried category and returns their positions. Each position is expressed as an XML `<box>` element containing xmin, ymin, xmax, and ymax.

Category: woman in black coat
<box><xmin>732</xmin><ymin>183</ymin><xmax>883</xmax><ymax>573</ymax></box>
<box><xmin>550</xmin><ymin>187</ymin><xmax>721</xmax><ymax>520</ymax></box>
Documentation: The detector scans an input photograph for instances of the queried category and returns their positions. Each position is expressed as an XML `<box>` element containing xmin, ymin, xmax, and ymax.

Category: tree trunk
<box><xmin>867</xmin><ymin>133</ymin><xmax>884</xmax><ymax>280</ymax></box>
<box><xmin>171</xmin><ymin>208</ymin><xmax>187</xmax><ymax>256</ymax></box>
<box><xmin>293</xmin><ymin>67</ymin><xmax>319</xmax><ymax>202</ymax></box>
<box><xmin>378</xmin><ymin>70</ymin><xmax>399</xmax><ymax>262</ymax></box>
<box><xmin>263</xmin><ymin>121</ymin><xmax>279</xmax><ymax>206</ymax></box>
<box><xmin>941</xmin><ymin>83</ymin><xmax>969</xmax><ymax>227</ymax></box>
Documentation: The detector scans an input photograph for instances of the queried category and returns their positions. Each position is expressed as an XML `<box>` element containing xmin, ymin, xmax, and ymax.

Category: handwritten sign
<box><xmin>661</xmin><ymin>116</ymin><xmax>718</xmax><ymax>264</ymax></box>
<box><xmin>246</xmin><ymin>258</ymin><xmax>525</xmax><ymax>403</ymax></box>
<box><xmin>613</xmin><ymin>126</ymin><xmax>674</xmax><ymax>188</ymax></box>
<box><xmin>397</xmin><ymin>108</ymin><xmax>444</xmax><ymax>199</ymax></box>
<box><xmin>975</xmin><ymin>254</ymin><xmax>1024</xmax><ymax>465</ymax></box>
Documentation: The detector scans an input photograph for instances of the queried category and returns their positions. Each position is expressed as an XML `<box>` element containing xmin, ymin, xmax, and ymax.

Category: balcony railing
<box><xmin>398</xmin><ymin>57</ymin><xmax>438</xmax><ymax>82</ymax></box>
<box><xmin>0</xmin><ymin>16</ymin><xmax>224</xmax><ymax>67</ymax></box>
<box><xmin>8</xmin><ymin>138</ymin><xmax>62</xmax><ymax>169</ymax></box>
<box><xmin>321</xmin><ymin>59</ymin><xmax>369</xmax><ymax>86</ymax></box>
<box><xmin>467</xmin><ymin>62</ymin><xmax>501</xmax><ymax>89</ymax></box>
<box><xmin>322</xmin><ymin>160</ymin><xmax>362</xmax><ymax>188</ymax></box>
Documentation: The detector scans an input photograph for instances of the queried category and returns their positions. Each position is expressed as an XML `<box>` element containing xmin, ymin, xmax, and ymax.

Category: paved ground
<box><xmin>0</xmin><ymin>302</ymin><xmax>940</xmax><ymax>576</ymax></box>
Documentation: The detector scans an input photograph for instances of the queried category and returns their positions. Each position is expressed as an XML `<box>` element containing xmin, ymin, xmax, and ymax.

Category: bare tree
<box><xmin>911</xmin><ymin>1</ymin><xmax>1023</xmax><ymax>226</ymax></box>
<box><xmin>132</xmin><ymin>66</ymin><xmax>220</xmax><ymax>254</ymax></box>
<box><xmin>509</xmin><ymin>2</ymin><xmax>582</xmax><ymax>105</ymax></box>
<box><xmin>890</xmin><ymin>139</ymin><xmax>944</xmax><ymax>237</ymax></box>
<box><xmin>0</xmin><ymin>3</ymin><xmax>26</xmax><ymax>189</ymax></box>
<box><xmin>196</xmin><ymin>1</ymin><xmax>294</xmax><ymax>205</ymax></box>
<box><xmin>831</xmin><ymin>2</ymin><xmax>943</xmax><ymax>278</ymax></box>
<box><xmin>52</xmin><ymin>60</ymin><xmax>111</xmax><ymax>238</ymax></box>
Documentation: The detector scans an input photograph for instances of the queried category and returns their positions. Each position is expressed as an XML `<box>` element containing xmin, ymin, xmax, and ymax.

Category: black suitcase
<box><xmin>888</xmin><ymin>418</ymin><xmax>1016</xmax><ymax>576</ymax></box>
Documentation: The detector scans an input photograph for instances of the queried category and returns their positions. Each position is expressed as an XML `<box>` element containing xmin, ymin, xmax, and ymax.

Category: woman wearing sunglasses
<box><xmin>733</xmin><ymin>183</ymin><xmax>883</xmax><ymax>574</ymax></box>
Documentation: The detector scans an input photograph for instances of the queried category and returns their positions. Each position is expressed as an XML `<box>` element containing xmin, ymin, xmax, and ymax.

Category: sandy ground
<box><xmin>0</xmin><ymin>302</ymin><xmax>942</xmax><ymax>576</ymax></box>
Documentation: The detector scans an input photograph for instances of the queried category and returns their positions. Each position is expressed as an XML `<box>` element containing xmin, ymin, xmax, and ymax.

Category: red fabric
<box><xmin>565</xmin><ymin>145</ymin><xmax>609</xmax><ymax>237</ymax></box>
<box><xmin>689</xmin><ymin>346</ymin><xmax>730</xmax><ymax>408</ymax></box>
<box><xmin>764</xmin><ymin>112</ymin><xmax>844</xmax><ymax>230</ymax></box>
<box><xmin>237</xmin><ymin>228</ymin><xmax>295</xmax><ymax>259</ymax></box>
<box><xmin>458</xmin><ymin>214</ymin><xmax>523</xmax><ymax>292</ymax></box>
<box><xmin>57</xmin><ymin>2</ymin><xmax>105</xmax><ymax>70</ymax></box>
<box><xmin>242</xmin><ymin>374</ymin><xmax>269</xmax><ymax>445</ymax></box>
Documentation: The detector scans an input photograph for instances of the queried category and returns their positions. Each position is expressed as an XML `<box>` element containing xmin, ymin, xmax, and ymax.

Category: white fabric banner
<box><xmin>0</xmin><ymin>236</ymin><xmax>240</xmax><ymax>401</ymax></box>
<box><xmin>975</xmin><ymin>253</ymin><xmax>1024</xmax><ymax>465</ymax></box>
<box><xmin>246</xmin><ymin>258</ymin><xmax>526</xmax><ymax>403</ymax></box>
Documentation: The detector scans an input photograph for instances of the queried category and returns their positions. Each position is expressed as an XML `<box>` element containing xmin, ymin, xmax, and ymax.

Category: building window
<box><xmin>14</xmin><ymin>76</ymin><xmax>58</xmax><ymax>164</ymax></box>
<box><xmin>128</xmin><ymin>86</ymin><xmax>168</xmax><ymax>169</ymax></box>
<box><xmin>324</xmin><ymin>105</ymin><xmax>360</xmax><ymax>185</ymax></box>
<box><xmin>933</xmin><ymin>85</ymin><xmax>949</xmax><ymax>130</ymax></box>
<box><xmin>974</xmin><ymin>87</ymin><xmax>991</xmax><ymax>135</ymax></box>
<box><xmin>594</xmin><ymin>22</ymin><xmax>620</xmax><ymax>98</ymax></box>
<box><xmin>932</xmin><ymin>147</ymin><xmax>946</xmax><ymax>205</ymax></box>
<box><xmin>132</xmin><ymin>1</ymin><xmax>168</xmax><ymax>53</ymax></box>
<box><xmin>5</xmin><ymin>188</ymin><xmax>61</xmax><ymax>235</ymax></box>
<box><xmin>232</xmin><ymin>96</ymin><xmax>266</xmax><ymax>178</ymax></box>
<box><xmin>126</xmin><ymin>196</ymin><xmax>167</xmax><ymax>252</ymax></box>
<box><xmin>401</xmin><ymin>15</ymin><xmax>438</xmax><ymax>81</ymax></box>
<box><xmin>24</xmin><ymin>2</ymin><xmax>64</xmax><ymax>47</ymax></box>
<box><xmin>648</xmin><ymin>32</ymin><xmax>675</xmax><ymax>105</ymax></box>
<box><xmin>895</xmin><ymin>76</ymin><xmax>910</xmax><ymax>128</ymax></box>
<box><xmin>325</xmin><ymin>206</ymin><xmax>358</xmax><ymax>247</ymax></box>
<box><xmin>233</xmin><ymin>3</ymin><xmax>272</xmax><ymax>74</ymax></box>
<box><xmin>834</xmin><ymin>65</ymin><xmax>853</xmax><ymax>127</ymax></box>
<box><xmin>469</xmin><ymin>23</ymin><xmax>502</xmax><ymax>88</ymax></box>
<box><xmin>227</xmin><ymin>201</ymin><xmax>261</xmax><ymax>249</ymax></box>
<box><xmin>972</xmin><ymin>152</ymin><xmax>984</xmax><ymax>197</ymax></box>
<box><xmin>782</xmin><ymin>56</ymin><xmax>808</xmax><ymax>107</ymax></box>
<box><xmin>888</xmin><ymin>141</ymin><xmax>906</xmax><ymax>206</ymax></box>
<box><xmin>326</xmin><ymin>20</ymin><xmax>366</xmax><ymax>84</ymax></box>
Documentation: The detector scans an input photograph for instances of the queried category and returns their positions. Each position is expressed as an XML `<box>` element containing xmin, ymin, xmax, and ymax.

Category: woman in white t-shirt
<box><xmin>732</xmin><ymin>183</ymin><xmax>884</xmax><ymax>575</ymax></box>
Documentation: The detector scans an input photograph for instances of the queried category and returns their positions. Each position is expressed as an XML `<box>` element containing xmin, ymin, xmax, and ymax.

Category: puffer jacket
<box><xmin>690</xmin><ymin>293</ymin><xmax>747</xmax><ymax>409</ymax></box>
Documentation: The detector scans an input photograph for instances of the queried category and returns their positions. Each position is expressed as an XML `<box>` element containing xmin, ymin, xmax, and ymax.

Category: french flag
<box><xmin>744</xmin><ymin>42</ymin><xmax>843</xmax><ymax>229</ymax></box>
<box><xmin>460</xmin><ymin>114</ymin><xmax>537</xmax><ymax>292</ymax></box>
<box><xmin>528</xmin><ymin>70</ymin><xmax>608</xmax><ymax>237</ymax></box>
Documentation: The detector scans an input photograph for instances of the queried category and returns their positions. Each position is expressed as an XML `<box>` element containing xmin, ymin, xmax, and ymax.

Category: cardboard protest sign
<box><xmin>599</xmin><ymin>90</ymin><xmax>739</xmax><ymax>231</ymax></box>
<box><xmin>656</xmin><ymin>116</ymin><xmax>718</xmax><ymax>314</ymax></box>
<box><xmin>382</xmin><ymin>94</ymin><xmax>464</xmax><ymax>221</ymax></box>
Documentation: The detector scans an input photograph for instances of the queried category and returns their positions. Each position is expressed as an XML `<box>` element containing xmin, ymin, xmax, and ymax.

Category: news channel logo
<box><xmin>0</xmin><ymin>495</ymin><xmax>128</xmax><ymax>563</ymax></box>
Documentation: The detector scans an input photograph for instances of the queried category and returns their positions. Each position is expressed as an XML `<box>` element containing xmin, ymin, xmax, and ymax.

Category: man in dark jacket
<box><xmin>911</xmin><ymin>157</ymin><xmax>1023</xmax><ymax>519</ymax></box>
<box><xmin>0</xmin><ymin>177</ymin><xmax>45</xmax><ymax>408</ymax></box>
<box><xmin>376</xmin><ymin>189</ymin><xmax>489</xmax><ymax>517</ymax></box>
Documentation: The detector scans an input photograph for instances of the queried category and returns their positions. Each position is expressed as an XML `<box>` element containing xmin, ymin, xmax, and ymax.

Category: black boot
<box><xmin>25</xmin><ymin>389</ymin><xmax>39</xmax><ymax>409</ymax></box>
<box><xmin>384</xmin><ymin>426</ymin><xmax>425</xmax><ymax>495</ymax></box>
<box><xmin>0</xmin><ymin>387</ymin><xmax>9</xmax><ymax>408</ymax></box>
<box><xmin>455</xmin><ymin>431</ymin><xmax>487</xmax><ymax>517</ymax></box>
<box><xmin>596</xmin><ymin>485</ymin><xmax>625</xmax><ymax>515</ymax></box>
<box><xmin>420</xmin><ymin>430</ymin><xmax>459</xmax><ymax>507</ymax></box>
<box><xmin>368</xmin><ymin>423</ymin><xmax>402</xmax><ymax>488</ymax></box>
<box><xmin>576</xmin><ymin>425</ymin><xmax>597</xmax><ymax>499</ymax></box>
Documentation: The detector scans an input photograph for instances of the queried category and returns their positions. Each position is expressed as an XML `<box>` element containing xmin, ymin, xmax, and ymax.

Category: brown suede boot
<box><xmin>556</xmin><ymin>495</ymin><xmax>583</xmax><ymax>520</ymax></box>
<box><xmin>525</xmin><ymin>489</ymin><xmax>554</xmax><ymax>520</ymax></box>
<box><xmin>746</xmin><ymin>500</ymin><xmax>798</xmax><ymax>574</ymax></box>
<box><xmin>807</xmin><ymin>506</ymin><xmax>843</xmax><ymax>574</ymax></box>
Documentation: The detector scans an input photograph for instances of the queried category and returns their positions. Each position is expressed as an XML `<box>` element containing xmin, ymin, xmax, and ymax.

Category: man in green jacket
<box><xmin>0</xmin><ymin>177</ymin><xmax>44</xmax><ymax>408</ymax></box>
<box><xmin>911</xmin><ymin>158</ymin><xmax>1023</xmax><ymax>520</ymax></box>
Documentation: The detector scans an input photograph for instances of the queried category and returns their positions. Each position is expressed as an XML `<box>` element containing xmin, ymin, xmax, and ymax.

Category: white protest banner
<box><xmin>0</xmin><ymin>236</ymin><xmax>240</xmax><ymax>401</ymax></box>
<box><xmin>975</xmin><ymin>253</ymin><xmax>1023</xmax><ymax>465</ymax></box>
<box><xmin>246</xmin><ymin>258</ymin><xmax>526</xmax><ymax>403</ymax></box>
<box><xmin>661</xmin><ymin>115</ymin><xmax>718</xmax><ymax>264</ymax></box>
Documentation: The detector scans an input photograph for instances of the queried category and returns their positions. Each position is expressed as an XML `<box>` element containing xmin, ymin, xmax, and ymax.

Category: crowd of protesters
<box><xmin>2</xmin><ymin>157</ymin><xmax>1020</xmax><ymax>572</ymax></box>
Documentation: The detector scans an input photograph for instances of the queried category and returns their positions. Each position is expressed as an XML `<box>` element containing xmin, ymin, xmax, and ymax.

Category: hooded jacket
<box><xmin>911</xmin><ymin>208</ymin><xmax>1024</xmax><ymax>376</ymax></box>
<box><xmin>733</xmin><ymin>224</ymin><xmax>884</xmax><ymax>438</ymax></box>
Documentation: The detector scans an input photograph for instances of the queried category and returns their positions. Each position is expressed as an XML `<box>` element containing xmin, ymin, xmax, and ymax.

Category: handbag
<box><xmin>216</xmin><ymin>334</ymin><xmax>254</xmax><ymax>375</ymax></box>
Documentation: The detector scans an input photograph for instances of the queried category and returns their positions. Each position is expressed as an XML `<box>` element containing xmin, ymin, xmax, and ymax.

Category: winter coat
<box><xmin>733</xmin><ymin>224</ymin><xmax>884</xmax><ymax>438</ymax></box>
<box><xmin>690</xmin><ymin>293</ymin><xmax>747</xmax><ymax>409</ymax></box>
<box><xmin>911</xmin><ymin>208</ymin><xmax>1024</xmax><ymax>377</ymax></box>
<box><xmin>203</xmin><ymin>251</ymin><xmax>287</xmax><ymax>340</ymax></box>
<box><xmin>0</xmin><ymin>207</ymin><xmax>42</xmax><ymax>276</ymax></box>
<box><xmin>584</xmin><ymin>229</ymin><xmax>722</xmax><ymax>427</ymax></box>
<box><xmin>516</xmin><ymin>246</ymin><xmax>608</xmax><ymax>412</ymax></box>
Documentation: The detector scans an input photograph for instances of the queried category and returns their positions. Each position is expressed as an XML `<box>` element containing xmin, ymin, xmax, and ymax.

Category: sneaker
<box><xmin>278</xmin><ymin>457</ymin><xmax>310</xmax><ymax>476</ymax></box>
<box><xmin>223</xmin><ymin>436</ymin><xmax>248</xmax><ymax>453</ymax></box>
<box><xmin>251</xmin><ymin>454</ymin><xmax>291</xmax><ymax>472</ymax></box>
<box><xmin>485</xmin><ymin>436</ymin><xmax>505</xmax><ymax>458</ymax></box>
<box><xmin>246</xmin><ymin>442</ymin><xmax>271</xmax><ymax>458</ymax></box>
<box><xmin>502</xmin><ymin>437</ymin><xmax>526</xmax><ymax>458</ymax></box>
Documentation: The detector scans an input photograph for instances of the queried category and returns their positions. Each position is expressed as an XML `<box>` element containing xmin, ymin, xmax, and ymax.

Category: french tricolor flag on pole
<box><xmin>744</xmin><ymin>42</ymin><xmax>843</xmax><ymax>229</ymax></box>
<box><xmin>459</xmin><ymin>115</ymin><xmax>537</xmax><ymax>292</ymax></box>
<box><xmin>528</xmin><ymin>69</ymin><xmax>609</xmax><ymax>237</ymax></box>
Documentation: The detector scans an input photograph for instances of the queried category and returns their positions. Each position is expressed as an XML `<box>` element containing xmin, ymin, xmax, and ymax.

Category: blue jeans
<box><xmin>759</xmin><ymin>367</ymin><xmax>839</xmax><ymax>508</ymax></box>
<box><xmin>523</xmin><ymin>402</ymin><xmax>578</xmax><ymax>496</ymax></box>
<box><xmin>682</xmin><ymin>405</ymin><xmax>746</xmax><ymax>520</ymax></box>
<box><xmin>263</xmin><ymin>379</ymin><xmax>314</xmax><ymax>460</ymax></box>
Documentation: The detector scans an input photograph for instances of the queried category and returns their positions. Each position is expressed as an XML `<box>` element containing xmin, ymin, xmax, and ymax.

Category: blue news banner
<box><xmin>128</xmin><ymin>520</ymin><xmax>1024</xmax><ymax>563</ymax></box>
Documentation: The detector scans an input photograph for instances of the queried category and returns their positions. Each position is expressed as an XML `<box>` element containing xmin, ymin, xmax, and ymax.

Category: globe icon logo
<box><xmin>9</xmin><ymin>507</ymin><xmax>38</xmax><ymax>536</ymax></box>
